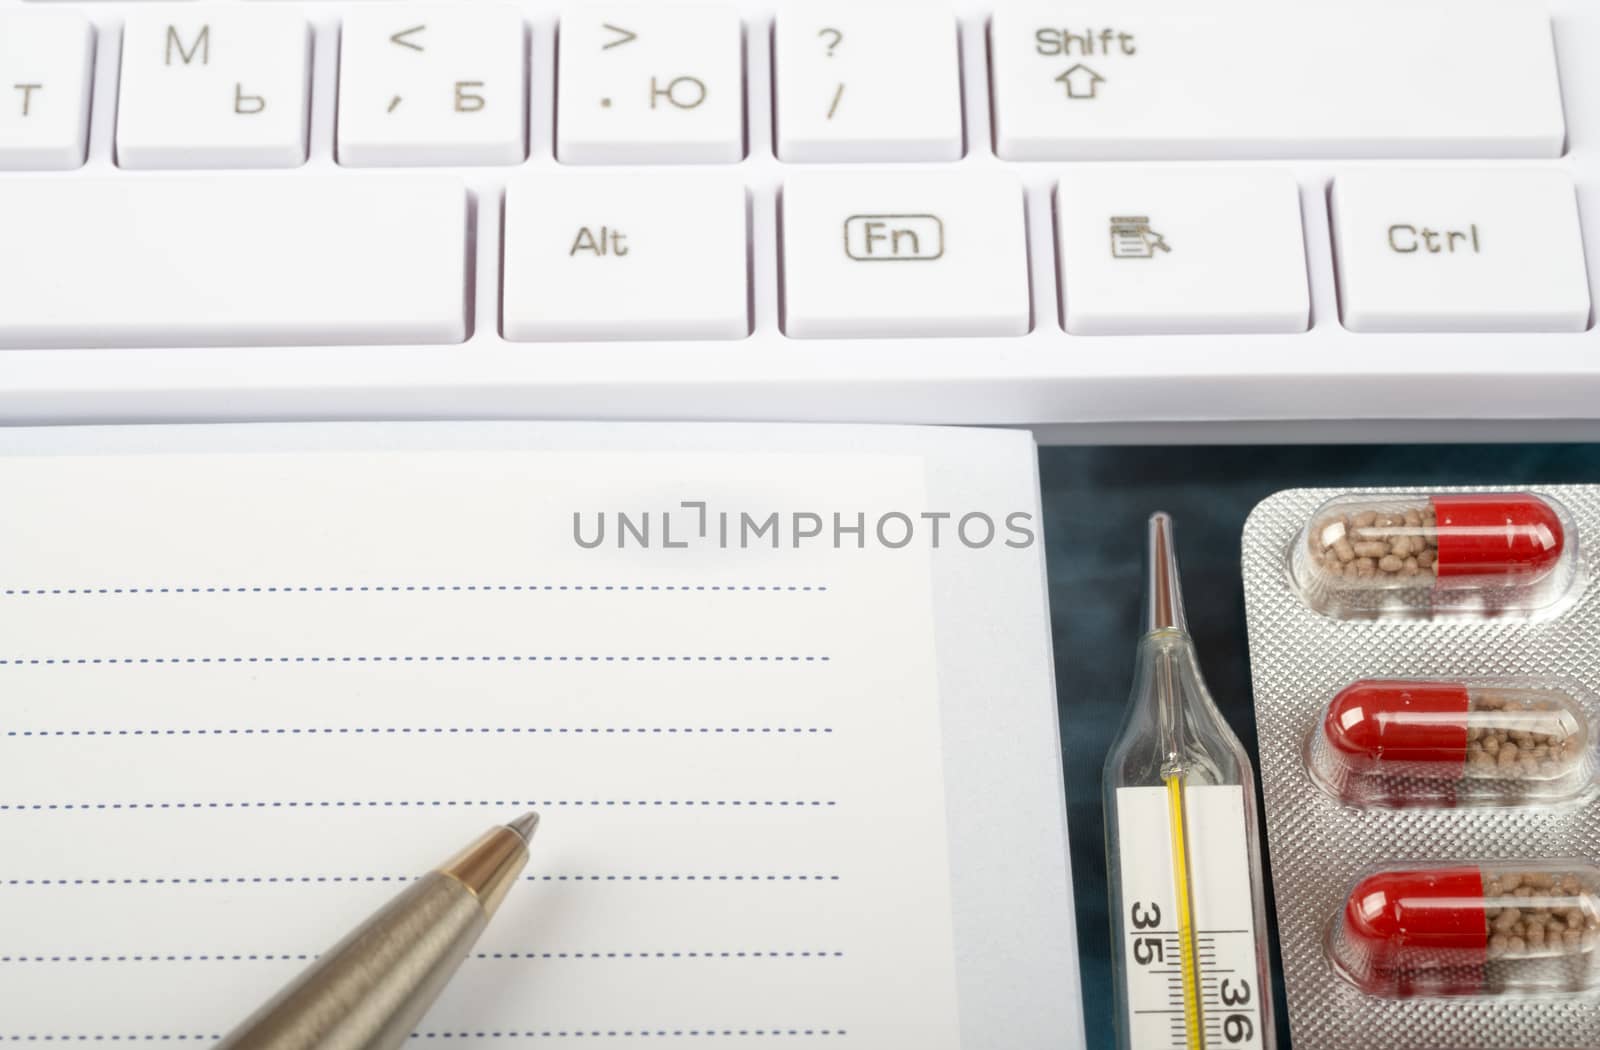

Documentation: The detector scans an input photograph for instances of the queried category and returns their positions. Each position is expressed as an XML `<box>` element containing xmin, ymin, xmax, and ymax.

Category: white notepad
<box><xmin>0</xmin><ymin>423</ymin><xmax>1081</xmax><ymax>1049</ymax></box>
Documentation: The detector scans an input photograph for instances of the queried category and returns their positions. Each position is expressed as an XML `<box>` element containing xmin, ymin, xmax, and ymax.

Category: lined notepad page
<box><xmin>0</xmin><ymin>445</ymin><xmax>962</xmax><ymax>1046</ymax></box>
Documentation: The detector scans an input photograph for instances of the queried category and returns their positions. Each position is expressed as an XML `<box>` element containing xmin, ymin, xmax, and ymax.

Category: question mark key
<box><xmin>774</xmin><ymin>6</ymin><xmax>963</xmax><ymax>161</ymax></box>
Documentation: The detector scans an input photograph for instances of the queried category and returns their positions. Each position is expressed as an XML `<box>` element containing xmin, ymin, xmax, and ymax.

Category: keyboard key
<box><xmin>0</xmin><ymin>11</ymin><xmax>94</xmax><ymax>170</ymax></box>
<box><xmin>338</xmin><ymin>4</ymin><xmax>525</xmax><ymax>167</ymax></box>
<box><xmin>0</xmin><ymin>175</ymin><xmax>466</xmax><ymax>347</ymax></box>
<box><xmin>117</xmin><ymin>7</ymin><xmax>310</xmax><ymax>169</ymax></box>
<box><xmin>502</xmin><ymin>172</ymin><xmax>748</xmax><ymax>340</ymax></box>
<box><xmin>773</xmin><ymin>3</ymin><xmax>961</xmax><ymax>162</ymax></box>
<box><xmin>556</xmin><ymin>3</ymin><xmax>743</xmax><ymax>164</ymax></box>
<box><xmin>990</xmin><ymin>1</ymin><xmax>1565</xmax><ymax>160</ymax></box>
<box><xmin>1331</xmin><ymin>169</ymin><xmax>1590</xmax><ymax>333</ymax></box>
<box><xmin>781</xmin><ymin>169</ymin><xmax>1029</xmax><ymax>338</ymax></box>
<box><xmin>1056</xmin><ymin>167</ymin><xmax>1308</xmax><ymax>335</ymax></box>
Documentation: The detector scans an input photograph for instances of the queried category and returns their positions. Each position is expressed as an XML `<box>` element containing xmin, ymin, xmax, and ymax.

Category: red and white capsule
<box><xmin>1309</xmin><ymin>679</ymin><xmax>1594</xmax><ymax>807</ymax></box>
<box><xmin>1295</xmin><ymin>492</ymin><xmax>1578</xmax><ymax>618</ymax></box>
<box><xmin>1330</xmin><ymin>862</ymin><xmax>1600</xmax><ymax>999</ymax></box>
<box><xmin>1308</xmin><ymin>493</ymin><xmax>1565</xmax><ymax>586</ymax></box>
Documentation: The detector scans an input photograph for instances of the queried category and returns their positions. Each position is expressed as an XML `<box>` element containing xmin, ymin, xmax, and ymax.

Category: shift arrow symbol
<box><xmin>1055</xmin><ymin>63</ymin><xmax>1104</xmax><ymax>99</ymax></box>
<box><xmin>600</xmin><ymin>23</ymin><xmax>637</xmax><ymax>49</ymax></box>
<box><xmin>390</xmin><ymin>24</ymin><xmax>426</xmax><ymax>51</ymax></box>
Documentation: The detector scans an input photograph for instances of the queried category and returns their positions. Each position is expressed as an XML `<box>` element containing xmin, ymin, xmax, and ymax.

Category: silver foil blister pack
<box><xmin>1242</xmin><ymin>486</ymin><xmax>1600</xmax><ymax>1049</ymax></box>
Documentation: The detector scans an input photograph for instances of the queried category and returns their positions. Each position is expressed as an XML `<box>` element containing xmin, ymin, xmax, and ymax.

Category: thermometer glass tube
<box><xmin>1329</xmin><ymin>861</ymin><xmax>1600</xmax><ymax>999</ymax></box>
<box><xmin>1104</xmin><ymin>513</ymin><xmax>1276</xmax><ymax>1050</ymax></box>
<box><xmin>1290</xmin><ymin>492</ymin><xmax>1578</xmax><ymax>620</ymax></box>
<box><xmin>1307</xmin><ymin>678</ymin><xmax>1598</xmax><ymax>808</ymax></box>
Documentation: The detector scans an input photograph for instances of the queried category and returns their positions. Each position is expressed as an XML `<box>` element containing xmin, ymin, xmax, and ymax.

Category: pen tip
<box><xmin>506</xmin><ymin>811</ymin><xmax>540</xmax><ymax>843</ymax></box>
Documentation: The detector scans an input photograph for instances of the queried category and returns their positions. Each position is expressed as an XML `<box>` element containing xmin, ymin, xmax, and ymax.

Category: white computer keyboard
<box><xmin>0</xmin><ymin>0</ymin><xmax>1596</xmax><ymax>441</ymax></box>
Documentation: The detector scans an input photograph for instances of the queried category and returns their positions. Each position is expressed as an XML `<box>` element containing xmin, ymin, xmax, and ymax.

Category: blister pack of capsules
<box><xmin>1242</xmin><ymin>487</ymin><xmax>1600</xmax><ymax>1049</ymax></box>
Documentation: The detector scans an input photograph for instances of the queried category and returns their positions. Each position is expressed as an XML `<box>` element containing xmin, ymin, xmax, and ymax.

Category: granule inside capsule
<box><xmin>1312</xmin><ymin>507</ymin><xmax>1438</xmax><ymax>582</ymax></box>
<box><xmin>1464</xmin><ymin>691</ymin><xmax>1587</xmax><ymax>780</ymax></box>
<box><xmin>1484</xmin><ymin>870</ymin><xmax>1600</xmax><ymax>961</ymax></box>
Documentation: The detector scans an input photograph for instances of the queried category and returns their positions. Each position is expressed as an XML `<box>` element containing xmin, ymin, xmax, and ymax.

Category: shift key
<box><xmin>0</xmin><ymin>174</ymin><xmax>468</xmax><ymax>348</ymax></box>
<box><xmin>990</xmin><ymin>1</ymin><xmax>1565</xmax><ymax>160</ymax></box>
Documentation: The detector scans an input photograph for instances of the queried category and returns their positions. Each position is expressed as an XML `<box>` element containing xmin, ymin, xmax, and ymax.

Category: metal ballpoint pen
<box><xmin>214</xmin><ymin>812</ymin><xmax>540</xmax><ymax>1050</ymax></box>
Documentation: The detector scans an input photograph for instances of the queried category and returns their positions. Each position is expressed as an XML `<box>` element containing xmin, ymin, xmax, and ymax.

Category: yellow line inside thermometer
<box><xmin>1165</xmin><ymin>772</ymin><xmax>1204</xmax><ymax>1050</ymax></box>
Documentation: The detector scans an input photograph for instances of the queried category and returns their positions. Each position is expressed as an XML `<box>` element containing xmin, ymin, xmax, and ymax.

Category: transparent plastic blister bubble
<box><xmin>1307</xmin><ymin>678</ymin><xmax>1600</xmax><ymax>808</ymax></box>
<box><xmin>1328</xmin><ymin>861</ymin><xmax>1600</xmax><ymax>1000</ymax></box>
<box><xmin>1242</xmin><ymin>485</ymin><xmax>1600</xmax><ymax>1049</ymax></box>
<box><xmin>1289</xmin><ymin>492</ymin><xmax>1580</xmax><ymax>620</ymax></box>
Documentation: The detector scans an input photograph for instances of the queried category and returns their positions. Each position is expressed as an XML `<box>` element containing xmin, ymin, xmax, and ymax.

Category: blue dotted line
<box><xmin>5</xmin><ymin>874</ymin><xmax>842</xmax><ymax>886</ymax></box>
<box><xmin>1</xmin><ymin>585</ymin><xmax>827</xmax><ymax>596</ymax></box>
<box><xmin>0</xmin><ymin>800</ymin><xmax>836</xmax><ymax>812</ymax></box>
<box><xmin>0</xmin><ymin>1037</ymin><xmax>223</xmax><ymax>1043</ymax></box>
<box><xmin>1</xmin><ymin>954</ymin><xmax>310</xmax><ymax>964</ymax></box>
<box><xmin>6</xmin><ymin>727</ymin><xmax>834</xmax><ymax>739</ymax></box>
<box><xmin>0</xmin><ymin>1031</ymin><xmax>847</xmax><ymax>1042</ymax></box>
<box><xmin>0</xmin><ymin>656</ymin><xmax>828</xmax><ymax>667</ymax></box>
<box><xmin>2</xmin><ymin>950</ymin><xmax>843</xmax><ymax>964</ymax></box>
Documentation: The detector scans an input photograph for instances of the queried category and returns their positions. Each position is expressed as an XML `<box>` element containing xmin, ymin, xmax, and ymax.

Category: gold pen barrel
<box><xmin>215</xmin><ymin>817</ymin><xmax>537</xmax><ymax>1050</ymax></box>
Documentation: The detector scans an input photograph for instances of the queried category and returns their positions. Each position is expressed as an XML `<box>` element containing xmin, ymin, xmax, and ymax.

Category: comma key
<box><xmin>338</xmin><ymin>4</ymin><xmax>526</xmax><ymax>167</ymax></box>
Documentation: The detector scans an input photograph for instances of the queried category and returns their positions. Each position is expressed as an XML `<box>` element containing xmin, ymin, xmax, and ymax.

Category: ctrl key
<box><xmin>1331</xmin><ymin>169</ymin><xmax>1591</xmax><ymax>333</ymax></box>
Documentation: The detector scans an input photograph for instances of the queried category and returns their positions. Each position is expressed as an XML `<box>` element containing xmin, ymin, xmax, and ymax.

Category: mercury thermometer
<box><xmin>1104</xmin><ymin>513</ymin><xmax>1276</xmax><ymax>1050</ymax></box>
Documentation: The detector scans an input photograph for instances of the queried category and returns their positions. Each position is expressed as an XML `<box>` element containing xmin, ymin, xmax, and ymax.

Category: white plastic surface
<box><xmin>773</xmin><ymin>3</ymin><xmax>962</xmax><ymax>163</ymax></box>
<box><xmin>0</xmin><ymin>174</ymin><xmax>468</xmax><ymax>348</ymax></box>
<box><xmin>337</xmin><ymin>4</ymin><xmax>526</xmax><ymax>167</ymax></box>
<box><xmin>1331</xmin><ymin>169</ymin><xmax>1592</xmax><ymax>334</ymax></box>
<box><xmin>990</xmin><ymin>2</ymin><xmax>1566</xmax><ymax>161</ymax></box>
<box><xmin>555</xmin><ymin>2</ymin><xmax>744</xmax><ymax>164</ymax></box>
<box><xmin>0</xmin><ymin>0</ymin><xmax>1598</xmax><ymax>441</ymax></box>
<box><xmin>781</xmin><ymin>168</ymin><xmax>1030</xmax><ymax>338</ymax></box>
<box><xmin>116</xmin><ymin>6</ymin><xmax>310</xmax><ymax>169</ymax></box>
<box><xmin>502</xmin><ymin>171</ymin><xmax>749</xmax><ymax>340</ymax></box>
<box><xmin>0</xmin><ymin>10</ymin><xmax>93</xmax><ymax>170</ymax></box>
<box><xmin>1057</xmin><ymin>167</ymin><xmax>1309</xmax><ymax>335</ymax></box>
